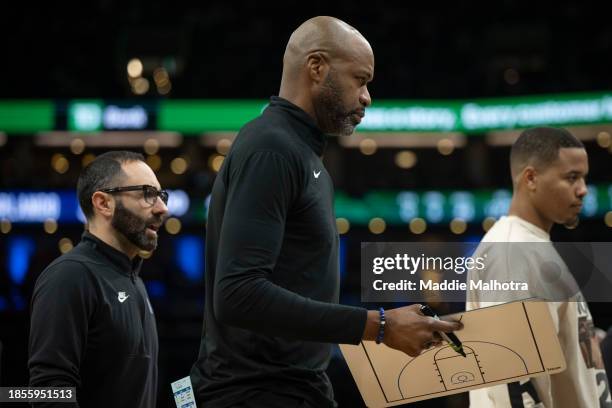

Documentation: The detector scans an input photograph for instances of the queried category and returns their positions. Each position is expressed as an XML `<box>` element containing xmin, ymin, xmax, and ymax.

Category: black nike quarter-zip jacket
<box><xmin>191</xmin><ymin>96</ymin><xmax>368</xmax><ymax>408</ymax></box>
<box><xmin>29</xmin><ymin>231</ymin><xmax>158</xmax><ymax>408</ymax></box>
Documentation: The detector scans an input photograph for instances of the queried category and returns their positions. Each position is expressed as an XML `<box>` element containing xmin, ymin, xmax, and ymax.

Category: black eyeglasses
<box><xmin>100</xmin><ymin>185</ymin><xmax>169</xmax><ymax>205</ymax></box>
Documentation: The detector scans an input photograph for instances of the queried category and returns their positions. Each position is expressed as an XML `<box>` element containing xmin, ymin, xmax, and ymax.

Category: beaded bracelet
<box><xmin>375</xmin><ymin>307</ymin><xmax>386</xmax><ymax>344</ymax></box>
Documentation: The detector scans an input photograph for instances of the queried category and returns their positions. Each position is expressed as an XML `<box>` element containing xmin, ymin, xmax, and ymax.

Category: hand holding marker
<box><xmin>420</xmin><ymin>304</ymin><xmax>466</xmax><ymax>357</ymax></box>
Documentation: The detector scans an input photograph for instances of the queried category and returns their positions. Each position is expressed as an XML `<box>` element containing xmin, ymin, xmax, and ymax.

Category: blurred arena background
<box><xmin>1</xmin><ymin>2</ymin><xmax>611</xmax><ymax>407</ymax></box>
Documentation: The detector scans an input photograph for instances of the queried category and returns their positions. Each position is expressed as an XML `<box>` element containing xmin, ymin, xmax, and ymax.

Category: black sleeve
<box><xmin>214</xmin><ymin>150</ymin><xmax>367</xmax><ymax>344</ymax></box>
<box><xmin>28</xmin><ymin>260</ymin><xmax>96</xmax><ymax>408</ymax></box>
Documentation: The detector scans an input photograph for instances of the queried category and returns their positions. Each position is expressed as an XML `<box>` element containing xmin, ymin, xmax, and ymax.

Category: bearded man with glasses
<box><xmin>29</xmin><ymin>151</ymin><xmax>169</xmax><ymax>408</ymax></box>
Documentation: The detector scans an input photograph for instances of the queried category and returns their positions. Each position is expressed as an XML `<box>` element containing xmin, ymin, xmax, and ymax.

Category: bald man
<box><xmin>190</xmin><ymin>17</ymin><xmax>461</xmax><ymax>408</ymax></box>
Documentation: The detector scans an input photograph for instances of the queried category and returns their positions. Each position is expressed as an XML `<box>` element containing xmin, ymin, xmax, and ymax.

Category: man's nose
<box><xmin>153</xmin><ymin>197</ymin><xmax>169</xmax><ymax>216</ymax></box>
<box><xmin>360</xmin><ymin>86</ymin><xmax>371</xmax><ymax>107</ymax></box>
<box><xmin>576</xmin><ymin>178</ymin><xmax>588</xmax><ymax>198</ymax></box>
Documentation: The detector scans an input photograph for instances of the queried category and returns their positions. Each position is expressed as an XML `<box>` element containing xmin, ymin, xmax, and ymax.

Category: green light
<box><xmin>2</xmin><ymin>91</ymin><xmax>612</xmax><ymax>134</ymax></box>
<box><xmin>158</xmin><ymin>92</ymin><xmax>612</xmax><ymax>133</ymax></box>
<box><xmin>359</xmin><ymin>92</ymin><xmax>612</xmax><ymax>133</ymax></box>
<box><xmin>0</xmin><ymin>100</ymin><xmax>54</xmax><ymax>133</ymax></box>
<box><xmin>159</xmin><ymin>100</ymin><xmax>268</xmax><ymax>132</ymax></box>
<box><xmin>68</xmin><ymin>100</ymin><xmax>104</xmax><ymax>131</ymax></box>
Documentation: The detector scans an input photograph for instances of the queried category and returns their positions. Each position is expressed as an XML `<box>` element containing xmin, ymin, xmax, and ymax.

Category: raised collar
<box><xmin>267</xmin><ymin>96</ymin><xmax>327</xmax><ymax>156</ymax></box>
<box><xmin>81</xmin><ymin>231</ymin><xmax>143</xmax><ymax>277</ymax></box>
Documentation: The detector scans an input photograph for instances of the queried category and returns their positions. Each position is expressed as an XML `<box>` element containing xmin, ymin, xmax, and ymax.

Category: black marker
<box><xmin>420</xmin><ymin>304</ymin><xmax>466</xmax><ymax>357</ymax></box>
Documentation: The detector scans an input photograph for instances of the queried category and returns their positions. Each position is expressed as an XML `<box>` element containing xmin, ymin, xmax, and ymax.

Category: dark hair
<box><xmin>510</xmin><ymin>127</ymin><xmax>584</xmax><ymax>177</ymax></box>
<box><xmin>77</xmin><ymin>151</ymin><xmax>145</xmax><ymax>219</ymax></box>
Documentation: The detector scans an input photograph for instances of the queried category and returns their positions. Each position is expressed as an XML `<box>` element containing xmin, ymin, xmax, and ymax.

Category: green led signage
<box><xmin>1</xmin><ymin>92</ymin><xmax>612</xmax><ymax>134</ymax></box>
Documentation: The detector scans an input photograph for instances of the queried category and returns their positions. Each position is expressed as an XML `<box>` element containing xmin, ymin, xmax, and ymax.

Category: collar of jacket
<box><xmin>81</xmin><ymin>231</ymin><xmax>143</xmax><ymax>278</ymax></box>
<box><xmin>268</xmin><ymin>96</ymin><xmax>328</xmax><ymax>156</ymax></box>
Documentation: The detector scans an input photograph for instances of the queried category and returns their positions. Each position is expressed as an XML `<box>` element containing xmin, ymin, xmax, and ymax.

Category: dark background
<box><xmin>2</xmin><ymin>1</ymin><xmax>612</xmax><ymax>100</ymax></box>
<box><xmin>1</xmin><ymin>1</ymin><xmax>611</xmax><ymax>407</ymax></box>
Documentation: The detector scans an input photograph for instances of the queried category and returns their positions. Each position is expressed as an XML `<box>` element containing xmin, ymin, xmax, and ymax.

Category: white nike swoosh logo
<box><xmin>118</xmin><ymin>295</ymin><xmax>129</xmax><ymax>303</ymax></box>
<box><xmin>313</xmin><ymin>170</ymin><xmax>321</xmax><ymax>178</ymax></box>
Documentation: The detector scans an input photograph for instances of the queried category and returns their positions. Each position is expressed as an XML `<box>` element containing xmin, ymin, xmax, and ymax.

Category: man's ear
<box><xmin>91</xmin><ymin>191</ymin><xmax>114</xmax><ymax>218</ymax></box>
<box><xmin>306</xmin><ymin>52</ymin><xmax>329</xmax><ymax>84</ymax></box>
<box><xmin>523</xmin><ymin>166</ymin><xmax>538</xmax><ymax>192</ymax></box>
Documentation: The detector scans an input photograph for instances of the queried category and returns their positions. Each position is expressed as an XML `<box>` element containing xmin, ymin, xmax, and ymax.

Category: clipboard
<box><xmin>340</xmin><ymin>300</ymin><xmax>566</xmax><ymax>407</ymax></box>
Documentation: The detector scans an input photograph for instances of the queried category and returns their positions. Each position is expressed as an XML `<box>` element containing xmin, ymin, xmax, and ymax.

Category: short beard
<box><xmin>111</xmin><ymin>200</ymin><xmax>160</xmax><ymax>252</ymax></box>
<box><xmin>313</xmin><ymin>69</ymin><xmax>355</xmax><ymax>136</ymax></box>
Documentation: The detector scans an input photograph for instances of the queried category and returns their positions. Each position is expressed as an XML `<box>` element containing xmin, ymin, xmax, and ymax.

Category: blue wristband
<box><xmin>375</xmin><ymin>307</ymin><xmax>386</xmax><ymax>344</ymax></box>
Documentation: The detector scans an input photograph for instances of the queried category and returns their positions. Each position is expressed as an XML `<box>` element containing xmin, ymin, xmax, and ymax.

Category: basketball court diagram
<box><xmin>395</xmin><ymin>340</ymin><xmax>530</xmax><ymax>399</ymax></box>
<box><xmin>340</xmin><ymin>301</ymin><xmax>566</xmax><ymax>407</ymax></box>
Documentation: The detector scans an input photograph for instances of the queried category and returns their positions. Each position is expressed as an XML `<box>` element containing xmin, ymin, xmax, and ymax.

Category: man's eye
<box><xmin>145</xmin><ymin>187</ymin><xmax>157</xmax><ymax>198</ymax></box>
